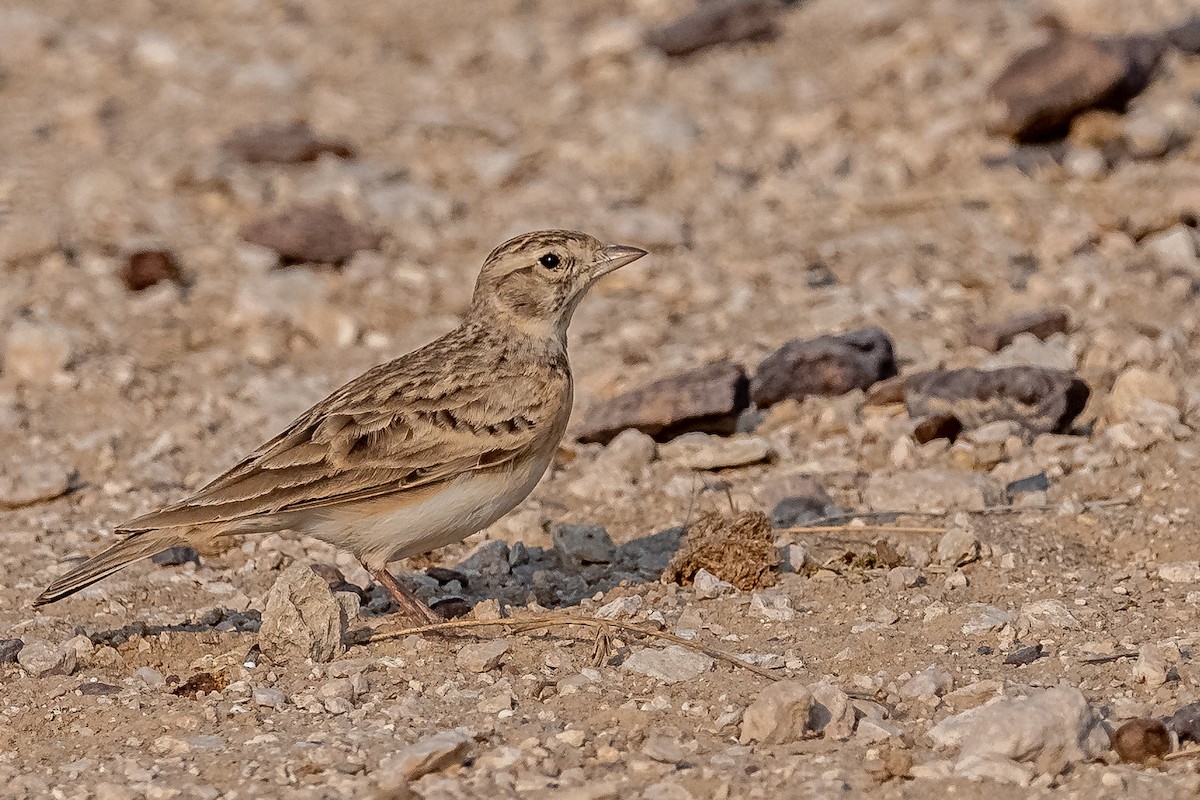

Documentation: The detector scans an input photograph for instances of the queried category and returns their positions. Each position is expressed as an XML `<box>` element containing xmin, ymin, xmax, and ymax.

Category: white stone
<box><xmin>659</xmin><ymin>432</ymin><xmax>771</xmax><ymax>471</ymax></box>
<box><xmin>134</xmin><ymin>34</ymin><xmax>179</xmax><ymax>68</ymax></box>
<box><xmin>955</xmin><ymin>754</ymin><xmax>1034</xmax><ymax>786</ymax></box>
<box><xmin>739</xmin><ymin>681</ymin><xmax>814</xmax><ymax>744</ymax></box>
<box><xmin>863</xmin><ymin>469</ymin><xmax>1004</xmax><ymax>513</ymax></box>
<box><xmin>16</xmin><ymin>640</ymin><xmax>75</xmax><ymax>677</ymax></box>
<box><xmin>1106</xmin><ymin>367</ymin><xmax>1183</xmax><ymax>426</ymax></box>
<box><xmin>1125</xmin><ymin>112</ymin><xmax>1174</xmax><ymax>160</ymax></box>
<box><xmin>1143</xmin><ymin>226</ymin><xmax>1197</xmax><ymax>271</ymax></box>
<box><xmin>856</xmin><ymin>718</ymin><xmax>905</xmax><ymax>744</ymax></box>
<box><xmin>623</xmin><ymin>645</ymin><xmax>713</xmax><ymax>685</ymax></box>
<box><xmin>750</xmin><ymin>592</ymin><xmax>795</xmax><ymax>621</ymax></box>
<box><xmin>456</xmin><ymin>640</ymin><xmax>510</xmax><ymax>673</ymax></box>
<box><xmin>1018</xmin><ymin>599</ymin><xmax>1080</xmax><ymax>633</ymax></box>
<box><xmin>258</xmin><ymin>564</ymin><xmax>347</xmax><ymax>663</ymax></box>
<box><xmin>784</xmin><ymin>544</ymin><xmax>811</xmax><ymax>573</ymax></box>
<box><xmin>596</xmin><ymin>595</ymin><xmax>643</xmax><ymax>619</ymax></box>
<box><xmin>692</xmin><ymin>568</ymin><xmax>736</xmax><ymax>599</ymax></box>
<box><xmin>981</xmin><ymin>333</ymin><xmax>1075</xmax><ymax>371</ymax></box>
<box><xmin>936</xmin><ymin>527</ymin><xmax>980</xmax><ymax>566</ymax></box>
<box><xmin>1159</xmin><ymin>562</ymin><xmax>1200</xmax><ymax>583</ymax></box>
<box><xmin>1063</xmin><ymin>146</ymin><xmax>1106</xmax><ymax>180</ymax></box>
<box><xmin>899</xmin><ymin>665</ymin><xmax>953</xmax><ymax>699</ymax></box>
<box><xmin>252</xmin><ymin>687</ymin><xmax>287</xmax><ymax>708</ymax></box>
<box><xmin>568</xmin><ymin>430</ymin><xmax>655</xmax><ymax>503</ymax></box>
<box><xmin>581</xmin><ymin>18</ymin><xmax>644</xmax><ymax>59</ymax></box>
<box><xmin>928</xmin><ymin>687</ymin><xmax>1109</xmax><ymax>776</ymax></box>
<box><xmin>961</xmin><ymin>604</ymin><xmax>1015</xmax><ymax>636</ymax></box>
<box><xmin>553</xmin><ymin>524</ymin><xmax>616</xmax><ymax>570</ymax></box>
<box><xmin>378</xmin><ymin>729</ymin><xmax>473</xmax><ymax>782</ymax></box>
<box><xmin>1132</xmin><ymin>643</ymin><xmax>1168</xmax><ymax>688</ymax></box>
<box><xmin>887</xmin><ymin>566</ymin><xmax>922</xmax><ymax>590</ymax></box>
<box><xmin>808</xmin><ymin>682</ymin><xmax>855</xmax><ymax>740</ymax></box>
<box><xmin>133</xmin><ymin>667</ymin><xmax>164</xmax><ymax>688</ymax></box>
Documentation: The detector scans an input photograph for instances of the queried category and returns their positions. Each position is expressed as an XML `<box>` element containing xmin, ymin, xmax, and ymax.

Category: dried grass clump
<box><xmin>662</xmin><ymin>510</ymin><xmax>779</xmax><ymax>591</ymax></box>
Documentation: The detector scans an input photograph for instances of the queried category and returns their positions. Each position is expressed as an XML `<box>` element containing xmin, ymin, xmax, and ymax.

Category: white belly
<box><xmin>299</xmin><ymin>455</ymin><xmax>552</xmax><ymax>571</ymax></box>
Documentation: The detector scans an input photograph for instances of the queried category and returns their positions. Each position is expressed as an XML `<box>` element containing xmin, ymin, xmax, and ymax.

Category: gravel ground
<box><xmin>4</xmin><ymin>0</ymin><xmax>1200</xmax><ymax>798</ymax></box>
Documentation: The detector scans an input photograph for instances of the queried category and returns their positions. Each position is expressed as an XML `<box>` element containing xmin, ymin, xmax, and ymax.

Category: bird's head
<box><xmin>471</xmin><ymin>230</ymin><xmax>647</xmax><ymax>338</ymax></box>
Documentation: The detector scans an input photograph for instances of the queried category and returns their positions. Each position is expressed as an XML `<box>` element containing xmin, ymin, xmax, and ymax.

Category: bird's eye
<box><xmin>539</xmin><ymin>253</ymin><xmax>561</xmax><ymax>270</ymax></box>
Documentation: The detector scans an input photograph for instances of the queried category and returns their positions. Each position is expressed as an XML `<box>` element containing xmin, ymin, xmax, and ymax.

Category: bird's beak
<box><xmin>592</xmin><ymin>243</ymin><xmax>649</xmax><ymax>277</ymax></box>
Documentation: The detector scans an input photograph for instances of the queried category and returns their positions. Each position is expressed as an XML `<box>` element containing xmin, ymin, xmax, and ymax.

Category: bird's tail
<box><xmin>33</xmin><ymin>529</ymin><xmax>195</xmax><ymax>607</ymax></box>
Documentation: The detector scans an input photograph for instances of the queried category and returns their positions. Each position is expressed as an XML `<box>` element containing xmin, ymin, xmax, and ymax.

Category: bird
<box><xmin>35</xmin><ymin>230</ymin><xmax>648</xmax><ymax>622</ymax></box>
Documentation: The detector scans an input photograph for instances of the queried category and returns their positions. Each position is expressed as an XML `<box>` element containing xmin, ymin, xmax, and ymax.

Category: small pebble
<box><xmin>378</xmin><ymin>729</ymin><xmax>473</xmax><ymax>783</ymax></box>
<box><xmin>120</xmin><ymin>249</ymin><xmax>183</xmax><ymax>292</ymax></box>
<box><xmin>253</xmin><ymin>687</ymin><xmax>287</xmax><ymax>708</ymax></box>
<box><xmin>151</xmin><ymin>546</ymin><xmax>200</xmax><ymax>567</ymax></box>
<box><xmin>17</xmin><ymin>640</ymin><xmax>76</xmax><ymax>677</ymax></box>
<box><xmin>0</xmin><ymin>639</ymin><xmax>23</xmax><ymax>664</ymax></box>
<box><xmin>623</xmin><ymin>645</ymin><xmax>713</xmax><ymax>685</ymax></box>
<box><xmin>1004</xmin><ymin>644</ymin><xmax>1045</xmax><ymax>666</ymax></box>
<box><xmin>133</xmin><ymin>666</ymin><xmax>165</xmax><ymax>688</ymax></box>
<box><xmin>456</xmin><ymin>640</ymin><xmax>510</xmax><ymax>674</ymax></box>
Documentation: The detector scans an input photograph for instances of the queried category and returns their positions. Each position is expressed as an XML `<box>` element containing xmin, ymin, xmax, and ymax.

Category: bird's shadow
<box><xmin>88</xmin><ymin>610</ymin><xmax>262</xmax><ymax>649</ymax></box>
<box><xmin>80</xmin><ymin>527</ymin><xmax>683</xmax><ymax>646</ymax></box>
<box><xmin>429</xmin><ymin>526</ymin><xmax>684</xmax><ymax>615</ymax></box>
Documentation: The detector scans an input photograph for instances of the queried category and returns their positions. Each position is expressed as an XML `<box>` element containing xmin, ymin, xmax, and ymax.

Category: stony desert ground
<box><xmin>4</xmin><ymin>0</ymin><xmax>1200</xmax><ymax>798</ymax></box>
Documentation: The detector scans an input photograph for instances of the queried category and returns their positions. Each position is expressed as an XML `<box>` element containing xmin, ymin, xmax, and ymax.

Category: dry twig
<box><xmin>779</xmin><ymin>524</ymin><xmax>944</xmax><ymax>535</ymax></box>
<box><xmin>801</xmin><ymin>497</ymin><xmax>1135</xmax><ymax>527</ymax></box>
<box><xmin>1165</xmin><ymin>748</ymin><xmax>1200</xmax><ymax>762</ymax></box>
<box><xmin>368</xmin><ymin>612</ymin><xmax>779</xmax><ymax>681</ymax></box>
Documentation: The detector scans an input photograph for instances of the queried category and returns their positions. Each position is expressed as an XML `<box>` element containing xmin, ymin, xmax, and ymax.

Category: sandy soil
<box><xmin>3</xmin><ymin>0</ymin><xmax>1200</xmax><ymax>797</ymax></box>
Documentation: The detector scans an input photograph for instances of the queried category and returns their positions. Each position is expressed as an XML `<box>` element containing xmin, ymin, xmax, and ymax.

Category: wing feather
<box><xmin>120</xmin><ymin>344</ymin><xmax>568</xmax><ymax>533</ymax></box>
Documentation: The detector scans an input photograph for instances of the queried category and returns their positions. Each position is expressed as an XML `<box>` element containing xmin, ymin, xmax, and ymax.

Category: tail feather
<box><xmin>34</xmin><ymin>529</ymin><xmax>193</xmax><ymax>607</ymax></box>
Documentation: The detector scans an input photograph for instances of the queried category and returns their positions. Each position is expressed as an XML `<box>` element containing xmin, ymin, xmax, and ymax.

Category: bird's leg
<box><xmin>370</xmin><ymin>566</ymin><xmax>443</xmax><ymax>625</ymax></box>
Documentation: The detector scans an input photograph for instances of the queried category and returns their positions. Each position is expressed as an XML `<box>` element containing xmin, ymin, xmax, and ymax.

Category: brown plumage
<box><xmin>36</xmin><ymin>230</ymin><xmax>648</xmax><ymax>620</ymax></box>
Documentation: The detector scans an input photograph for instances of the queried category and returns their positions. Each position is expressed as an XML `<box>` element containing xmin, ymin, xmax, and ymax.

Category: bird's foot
<box><xmin>370</xmin><ymin>567</ymin><xmax>444</xmax><ymax>626</ymax></box>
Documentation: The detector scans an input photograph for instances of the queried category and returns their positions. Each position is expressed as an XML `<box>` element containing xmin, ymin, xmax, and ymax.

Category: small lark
<box><xmin>36</xmin><ymin>230</ymin><xmax>647</xmax><ymax>622</ymax></box>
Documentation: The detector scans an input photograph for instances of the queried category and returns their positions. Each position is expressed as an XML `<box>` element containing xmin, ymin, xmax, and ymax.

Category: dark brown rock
<box><xmin>240</xmin><ymin>203</ymin><xmax>382</xmax><ymax>265</ymax></box>
<box><xmin>968</xmin><ymin>308</ymin><xmax>1070</xmax><ymax>352</ymax></box>
<box><xmin>647</xmin><ymin>0</ymin><xmax>781</xmax><ymax>57</ymax></box>
<box><xmin>577</xmin><ymin>361</ymin><xmax>749</xmax><ymax>444</ymax></box>
<box><xmin>172</xmin><ymin>671</ymin><xmax>229</xmax><ymax>697</ymax></box>
<box><xmin>750</xmin><ymin>327</ymin><xmax>897</xmax><ymax>409</ymax></box>
<box><xmin>121</xmin><ymin>249</ymin><xmax>183</xmax><ymax>292</ymax></box>
<box><xmin>222</xmin><ymin>121</ymin><xmax>355</xmax><ymax>164</ymax></box>
<box><xmin>1112</xmin><ymin>718</ymin><xmax>1171</xmax><ymax>763</ymax></box>
<box><xmin>986</xmin><ymin>26</ymin><xmax>1164</xmax><ymax>141</ymax></box>
<box><xmin>905</xmin><ymin>367</ymin><xmax>1089</xmax><ymax>435</ymax></box>
<box><xmin>428</xmin><ymin>597</ymin><xmax>472</xmax><ymax>619</ymax></box>
<box><xmin>912</xmin><ymin>413</ymin><xmax>963</xmax><ymax>444</ymax></box>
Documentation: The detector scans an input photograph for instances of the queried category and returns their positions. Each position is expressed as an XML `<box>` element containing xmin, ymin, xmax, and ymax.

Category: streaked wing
<box><xmin>120</xmin><ymin>347</ymin><xmax>565</xmax><ymax>532</ymax></box>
